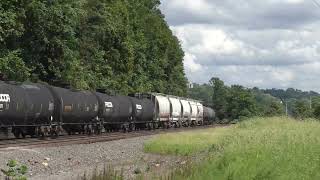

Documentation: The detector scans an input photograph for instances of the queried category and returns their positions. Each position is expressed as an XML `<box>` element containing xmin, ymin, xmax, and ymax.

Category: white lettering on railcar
<box><xmin>0</xmin><ymin>94</ymin><xmax>10</xmax><ymax>103</ymax></box>
<box><xmin>105</xmin><ymin>102</ymin><xmax>113</xmax><ymax>108</ymax></box>
<box><xmin>48</xmin><ymin>102</ymin><xmax>54</xmax><ymax>111</ymax></box>
<box><xmin>136</xmin><ymin>104</ymin><xmax>142</xmax><ymax>110</ymax></box>
<box><xmin>0</xmin><ymin>104</ymin><xmax>3</xmax><ymax>109</ymax></box>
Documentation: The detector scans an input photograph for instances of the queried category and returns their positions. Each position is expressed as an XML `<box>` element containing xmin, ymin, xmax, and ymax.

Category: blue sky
<box><xmin>160</xmin><ymin>0</ymin><xmax>320</xmax><ymax>91</ymax></box>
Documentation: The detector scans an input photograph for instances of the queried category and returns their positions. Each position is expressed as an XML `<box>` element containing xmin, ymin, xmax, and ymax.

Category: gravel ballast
<box><xmin>0</xmin><ymin>135</ymin><xmax>185</xmax><ymax>180</ymax></box>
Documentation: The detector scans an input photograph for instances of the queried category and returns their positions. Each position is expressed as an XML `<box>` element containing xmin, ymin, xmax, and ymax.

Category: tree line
<box><xmin>0</xmin><ymin>0</ymin><xmax>187</xmax><ymax>96</ymax></box>
<box><xmin>188</xmin><ymin>77</ymin><xmax>320</xmax><ymax>120</ymax></box>
<box><xmin>188</xmin><ymin>77</ymin><xmax>320</xmax><ymax>121</ymax></box>
<box><xmin>262</xmin><ymin>88</ymin><xmax>320</xmax><ymax>119</ymax></box>
<box><xmin>188</xmin><ymin>77</ymin><xmax>284</xmax><ymax>121</ymax></box>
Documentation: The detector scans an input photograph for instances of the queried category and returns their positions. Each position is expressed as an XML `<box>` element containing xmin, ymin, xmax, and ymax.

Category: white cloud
<box><xmin>184</xmin><ymin>53</ymin><xmax>202</xmax><ymax>73</ymax></box>
<box><xmin>284</xmin><ymin>0</ymin><xmax>305</xmax><ymax>4</ymax></box>
<box><xmin>170</xmin><ymin>0</ymin><xmax>212</xmax><ymax>12</ymax></box>
<box><xmin>161</xmin><ymin>0</ymin><xmax>320</xmax><ymax>91</ymax></box>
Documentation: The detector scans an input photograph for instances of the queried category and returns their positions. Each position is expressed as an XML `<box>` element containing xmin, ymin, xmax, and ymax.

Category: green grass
<box><xmin>144</xmin><ymin>126</ymin><xmax>230</xmax><ymax>156</ymax></box>
<box><xmin>80</xmin><ymin>166</ymin><xmax>123</xmax><ymax>180</ymax></box>
<box><xmin>144</xmin><ymin>117</ymin><xmax>320</xmax><ymax>180</ymax></box>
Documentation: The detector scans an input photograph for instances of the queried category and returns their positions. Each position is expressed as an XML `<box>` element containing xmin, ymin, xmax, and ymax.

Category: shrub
<box><xmin>1</xmin><ymin>159</ymin><xmax>28</xmax><ymax>180</ymax></box>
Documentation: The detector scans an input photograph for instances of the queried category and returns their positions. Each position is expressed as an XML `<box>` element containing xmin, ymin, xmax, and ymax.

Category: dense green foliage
<box><xmin>188</xmin><ymin>77</ymin><xmax>284</xmax><ymax>120</ymax></box>
<box><xmin>145</xmin><ymin>117</ymin><xmax>320</xmax><ymax>180</ymax></box>
<box><xmin>251</xmin><ymin>88</ymin><xmax>284</xmax><ymax>117</ymax></box>
<box><xmin>210</xmin><ymin>78</ymin><xmax>229</xmax><ymax>119</ymax></box>
<box><xmin>188</xmin><ymin>77</ymin><xmax>320</xmax><ymax>120</ymax></box>
<box><xmin>0</xmin><ymin>0</ymin><xmax>187</xmax><ymax>96</ymax></box>
<box><xmin>187</xmin><ymin>83</ymin><xmax>213</xmax><ymax>106</ymax></box>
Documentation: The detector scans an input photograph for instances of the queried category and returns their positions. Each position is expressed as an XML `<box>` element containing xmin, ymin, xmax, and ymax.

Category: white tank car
<box><xmin>168</xmin><ymin>97</ymin><xmax>182</xmax><ymax>122</ymax></box>
<box><xmin>154</xmin><ymin>94</ymin><xmax>171</xmax><ymax>122</ymax></box>
<box><xmin>197</xmin><ymin>102</ymin><xmax>204</xmax><ymax>124</ymax></box>
<box><xmin>189</xmin><ymin>101</ymin><xmax>198</xmax><ymax>122</ymax></box>
<box><xmin>180</xmin><ymin>99</ymin><xmax>191</xmax><ymax>123</ymax></box>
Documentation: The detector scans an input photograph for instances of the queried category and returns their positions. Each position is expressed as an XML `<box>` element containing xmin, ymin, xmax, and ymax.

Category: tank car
<box><xmin>48</xmin><ymin>86</ymin><xmax>99</xmax><ymax>134</ymax></box>
<box><xmin>0</xmin><ymin>81</ymin><xmax>55</xmax><ymax>138</ymax></box>
<box><xmin>197</xmin><ymin>102</ymin><xmax>204</xmax><ymax>125</ymax></box>
<box><xmin>168</xmin><ymin>96</ymin><xmax>182</xmax><ymax>128</ymax></box>
<box><xmin>94</xmin><ymin>93</ymin><xmax>134</xmax><ymax>132</ymax></box>
<box><xmin>151</xmin><ymin>93</ymin><xmax>171</xmax><ymax>128</ymax></box>
<box><xmin>129</xmin><ymin>97</ymin><xmax>154</xmax><ymax>130</ymax></box>
<box><xmin>203</xmin><ymin>107</ymin><xmax>216</xmax><ymax>125</ymax></box>
<box><xmin>180</xmin><ymin>99</ymin><xmax>191</xmax><ymax>126</ymax></box>
<box><xmin>189</xmin><ymin>101</ymin><xmax>198</xmax><ymax>126</ymax></box>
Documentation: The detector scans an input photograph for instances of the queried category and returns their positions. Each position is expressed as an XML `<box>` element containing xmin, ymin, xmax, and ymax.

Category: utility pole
<box><xmin>309</xmin><ymin>92</ymin><xmax>312</xmax><ymax>110</ymax></box>
<box><xmin>286</xmin><ymin>101</ymin><xmax>288</xmax><ymax>116</ymax></box>
<box><xmin>280</xmin><ymin>97</ymin><xmax>288</xmax><ymax>116</ymax></box>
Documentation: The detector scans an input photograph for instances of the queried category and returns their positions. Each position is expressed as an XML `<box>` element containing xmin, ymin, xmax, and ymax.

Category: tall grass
<box><xmin>144</xmin><ymin>126</ymin><xmax>231</xmax><ymax>156</ymax></box>
<box><xmin>144</xmin><ymin>117</ymin><xmax>320</xmax><ymax>180</ymax></box>
<box><xmin>80</xmin><ymin>166</ymin><xmax>123</xmax><ymax>180</ymax></box>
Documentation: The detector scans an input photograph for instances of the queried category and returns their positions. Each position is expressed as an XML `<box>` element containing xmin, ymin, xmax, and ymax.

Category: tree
<box><xmin>0</xmin><ymin>0</ymin><xmax>188</xmax><ymax>96</ymax></box>
<box><xmin>252</xmin><ymin>88</ymin><xmax>284</xmax><ymax>116</ymax></box>
<box><xmin>313</xmin><ymin>105</ymin><xmax>320</xmax><ymax>119</ymax></box>
<box><xmin>226</xmin><ymin>85</ymin><xmax>257</xmax><ymax>119</ymax></box>
<box><xmin>292</xmin><ymin>100</ymin><xmax>311</xmax><ymax>119</ymax></box>
<box><xmin>210</xmin><ymin>77</ymin><xmax>228</xmax><ymax>120</ymax></box>
<box><xmin>0</xmin><ymin>51</ymin><xmax>30</xmax><ymax>81</ymax></box>
<box><xmin>188</xmin><ymin>83</ymin><xmax>213</xmax><ymax>106</ymax></box>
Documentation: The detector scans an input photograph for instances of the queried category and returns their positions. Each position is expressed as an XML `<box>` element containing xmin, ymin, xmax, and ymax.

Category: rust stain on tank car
<box><xmin>64</xmin><ymin>105</ymin><xmax>73</xmax><ymax>112</ymax></box>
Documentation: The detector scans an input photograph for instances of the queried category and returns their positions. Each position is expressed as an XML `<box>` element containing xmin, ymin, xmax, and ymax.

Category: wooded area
<box><xmin>188</xmin><ymin>77</ymin><xmax>320</xmax><ymax>121</ymax></box>
<box><xmin>2</xmin><ymin>1</ymin><xmax>320</xmax><ymax>121</ymax></box>
<box><xmin>0</xmin><ymin>0</ymin><xmax>187</xmax><ymax>96</ymax></box>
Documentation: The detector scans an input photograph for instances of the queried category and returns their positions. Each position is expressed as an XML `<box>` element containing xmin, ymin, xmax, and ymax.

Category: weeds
<box><xmin>1</xmin><ymin>160</ymin><xmax>28</xmax><ymax>180</ymax></box>
<box><xmin>80</xmin><ymin>166</ymin><xmax>123</xmax><ymax>180</ymax></box>
<box><xmin>145</xmin><ymin>117</ymin><xmax>320</xmax><ymax>180</ymax></box>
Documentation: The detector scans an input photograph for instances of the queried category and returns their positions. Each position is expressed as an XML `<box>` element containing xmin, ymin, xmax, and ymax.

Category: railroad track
<box><xmin>0</xmin><ymin>124</ymin><xmax>226</xmax><ymax>150</ymax></box>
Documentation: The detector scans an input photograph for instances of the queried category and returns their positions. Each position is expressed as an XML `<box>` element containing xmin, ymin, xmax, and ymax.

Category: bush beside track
<box><xmin>144</xmin><ymin>117</ymin><xmax>320</xmax><ymax>180</ymax></box>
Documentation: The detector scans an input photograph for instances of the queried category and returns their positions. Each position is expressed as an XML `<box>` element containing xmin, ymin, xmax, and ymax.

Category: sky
<box><xmin>160</xmin><ymin>0</ymin><xmax>320</xmax><ymax>91</ymax></box>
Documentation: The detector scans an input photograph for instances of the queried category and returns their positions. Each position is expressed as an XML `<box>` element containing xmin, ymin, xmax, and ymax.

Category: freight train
<box><xmin>0</xmin><ymin>81</ymin><xmax>215</xmax><ymax>139</ymax></box>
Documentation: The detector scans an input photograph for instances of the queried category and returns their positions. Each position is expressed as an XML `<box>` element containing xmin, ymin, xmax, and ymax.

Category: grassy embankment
<box><xmin>144</xmin><ymin>117</ymin><xmax>320</xmax><ymax>180</ymax></box>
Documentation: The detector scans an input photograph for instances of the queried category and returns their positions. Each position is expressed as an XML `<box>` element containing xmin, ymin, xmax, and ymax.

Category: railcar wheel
<box><xmin>21</xmin><ymin>131</ymin><xmax>26</xmax><ymax>138</ymax></box>
<box><xmin>13</xmin><ymin>128</ymin><xmax>20</xmax><ymax>139</ymax></box>
<box><xmin>122</xmin><ymin>124</ymin><xmax>129</xmax><ymax>133</ymax></box>
<box><xmin>130</xmin><ymin>123</ymin><xmax>136</xmax><ymax>131</ymax></box>
<box><xmin>153</xmin><ymin>122</ymin><xmax>158</xmax><ymax>129</ymax></box>
<box><xmin>50</xmin><ymin>126</ymin><xmax>59</xmax><ymax>138</ymax></box>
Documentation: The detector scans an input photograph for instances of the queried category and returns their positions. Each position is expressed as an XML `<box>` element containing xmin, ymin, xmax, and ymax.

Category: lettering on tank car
<box><xmin>160</xmin><ymin>113</ymin><xmax>170</xmax><ymax>117</ymax></box>
<box><xmin>136</xmin><ymin>104</ymin><xmax>142</xmax><ymax>110</ymax></box>
<box><xmin>64</xmin><ymin>105</ymin><xmax>73</xmax><ymax>112</ymax></box>
<box><xmin>21</xmin><ymin>84</ymin><xmax>40</xmax><ymax>90</ymax></box>
<box><xmin>105</xmin><ymin>102</ymin><xmax>113</xmax><ymax>108</ymax></box>
<box><xmin>48</xmin><ymin>102</ymin><xmax>54</xmax><ymax>111</ymax></box>
<box><xmin>94</xmin><ymin>104</ymin><xmax>98</xmax><ymax>112</ymax></box>
<box><xmin>0</xmin><ymin>94</ymin><xmax>10</xmax><ymax>102</ymax></box>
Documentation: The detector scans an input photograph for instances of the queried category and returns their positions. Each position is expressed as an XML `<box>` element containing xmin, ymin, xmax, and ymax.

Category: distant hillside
<box><xmin>262</xmin><ymin>88</ymin><xmax>319</xmax><ymax>100</ymax></box>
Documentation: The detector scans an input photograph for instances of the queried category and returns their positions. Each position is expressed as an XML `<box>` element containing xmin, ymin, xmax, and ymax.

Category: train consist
<box><xmin>0</xmin><ymin>81</ymin><xmax>215</xmax><ymax>139</ymax></box>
